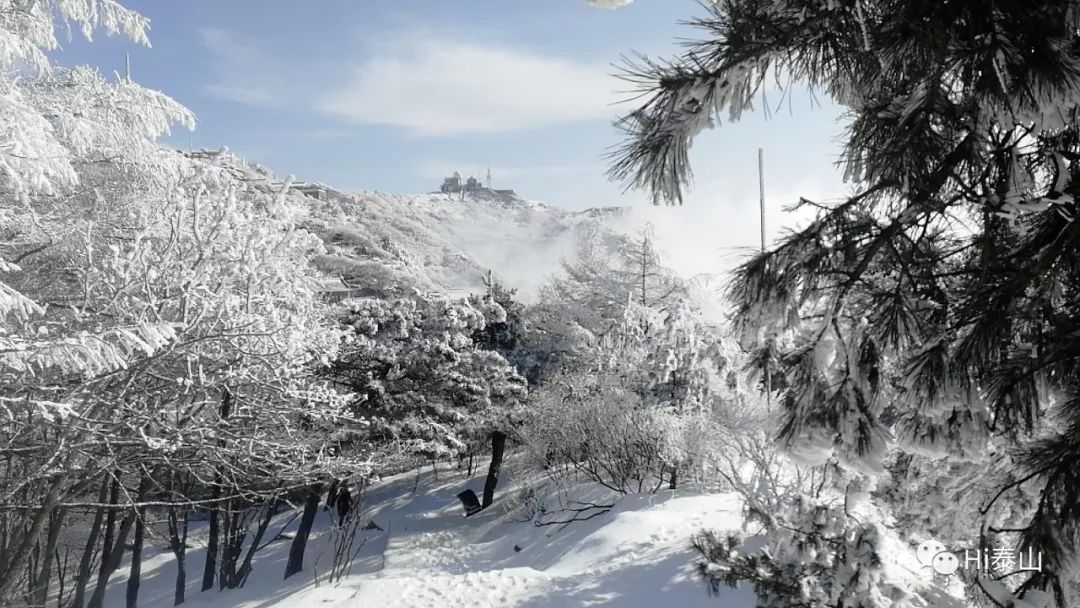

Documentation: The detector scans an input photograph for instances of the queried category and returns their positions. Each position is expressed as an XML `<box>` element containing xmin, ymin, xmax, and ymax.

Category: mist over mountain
<box><xmin>208</xmin><ymin>150</ymin><xmax>719</xmax><ymax>308</ymax></box>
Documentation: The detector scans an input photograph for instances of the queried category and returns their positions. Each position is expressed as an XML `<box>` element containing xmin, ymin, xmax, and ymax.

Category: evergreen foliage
<box><xmin>609</xmin><ymin>0</ymin><xmax>1080</xmax><ymax>604</ymax></box>
<box><xmin>331</xmin><ymin>294</ymin><xmax>527</xmax><ymax>462</ymax></box>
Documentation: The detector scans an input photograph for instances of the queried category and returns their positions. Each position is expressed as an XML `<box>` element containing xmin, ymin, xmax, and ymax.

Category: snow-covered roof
<box><xmin>315</xmin><ymin>277</ymin><xmax>351</xmax><ymax>292</ymax></box>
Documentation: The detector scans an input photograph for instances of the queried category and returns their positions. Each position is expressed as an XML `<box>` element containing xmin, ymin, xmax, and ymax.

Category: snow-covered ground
<box><xmin>102</xmin><ymin>462</ymin><xmax>755</xmax><ymax>607</ymax></box>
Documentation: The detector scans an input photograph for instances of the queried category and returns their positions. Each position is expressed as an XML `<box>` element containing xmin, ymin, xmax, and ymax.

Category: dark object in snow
<box><xmin>457</xmin><ymin>489</ymin><xmax>483</xmax><ymax>517</ymax></box>
<box><xmin>325</xmin><ymin>478</ymin><xmax>341</xmax><ymax>510</ymax></box>
<box><xmin>363</xmin><ymin>520</ymin><xmax>383</xmax><ymax>531</ymax></box>
<box><xmin>514</xmin><ymin>544</ymin><xmax>522</xmax><ymax>553</ymax></box>
<box><xmin>336</xmin><ymin>487</ymin><xmax>352</xmax><ymax>526</ymax></box>
<box><xmin>324</xmin><ymin>479</ymin><xmax>353</xmax><ymax>525</ymax></box>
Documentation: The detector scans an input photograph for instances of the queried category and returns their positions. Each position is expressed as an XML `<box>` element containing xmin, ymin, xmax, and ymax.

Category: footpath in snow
<box><xmin>112</xmin><ymin>463</ymin><xmax>756</xmax><ymax>608</ymax></box>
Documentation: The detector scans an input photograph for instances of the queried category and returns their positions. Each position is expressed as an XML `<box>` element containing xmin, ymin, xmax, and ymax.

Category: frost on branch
<box><xmin>332</xmin><ymin>294</ymin><xmax>526</xmax><ymax>463</ymax></box>
<box><xmin>693</xmin><ymin>499</ymin><xmax>917</xmax><ymax>608</ymax></box>
<box><xmin>0</xmin><ymin>1</ymin><xmax>372</xmax><ymax>601</ymax></box>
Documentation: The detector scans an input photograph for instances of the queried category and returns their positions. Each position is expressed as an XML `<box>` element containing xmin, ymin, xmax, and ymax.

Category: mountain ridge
<box><xmin>183</xmin><ymin>149</ymin><xmax>629</xmax><ymax>301</ymax></box>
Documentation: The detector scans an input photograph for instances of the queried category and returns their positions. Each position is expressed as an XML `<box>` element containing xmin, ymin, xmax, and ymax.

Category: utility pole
<box><xmin>759</xmin><ymin>147</ymin><xmax>771</xmax><ymax>411</ymax></box>
<box><xmin>759</xmin><ymin>148</ymin><xmax>766</xmax><ymax>254</ymax></box>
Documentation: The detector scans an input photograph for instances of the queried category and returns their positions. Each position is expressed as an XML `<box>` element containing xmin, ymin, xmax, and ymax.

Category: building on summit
<box><xmin>438</xmin><ymin>169</ymin><xmax>516</xmax><ymax>199</ymax></box>
<box><xmin>440</xmin><ymin>172</ymin><xmax>482</xmax><ymax>194</ymax></box>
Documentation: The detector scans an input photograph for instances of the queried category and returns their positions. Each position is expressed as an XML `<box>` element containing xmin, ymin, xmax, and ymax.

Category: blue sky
<box><xmin>54</xmin><ymin>0</ymin><xmax>855</xmax><ymax>266</ymax></box>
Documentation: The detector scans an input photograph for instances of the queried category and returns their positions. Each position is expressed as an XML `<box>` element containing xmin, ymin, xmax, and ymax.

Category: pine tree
<box><xmin>532</xmin><ymin>223</ymin><xmax>686</xmax><ymax>378</ymax></box>
<box><xmin>469</xmin><ymin>271</ymin><xmax>527</xmax><ymax>360</ymax></box>
<box><xmin>607</xmin><ymin>1</ymin><xmax>1080</xmax><ymax>605</ymax></box>
<box><xmin>331</xmin><ymin>294</ymin><xmax>527</xmax><ymax>462</ymax></box>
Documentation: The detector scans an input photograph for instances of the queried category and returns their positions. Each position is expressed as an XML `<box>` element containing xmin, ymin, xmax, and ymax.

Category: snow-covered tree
<box><xmin>1</xmin><ymin>3</ymin><xmax>193</xmax><ymax>384</ymax></box>
<box><xmin>0</xmin><ymin>2</ymin><xmax>194</xmax><ymax>601</ymax></box>
<box><xmin>645</xmin><ymin>297</ymin><xmax>723</xmax><ymax>416</ymax></box>
<box><xmin>331</xmin><ymin>293</ymin><xmax>527</xmax><ymax>509</ymax></box>
<box><xmin>469</xmin><ymin>271</ymin><xmax>528</xmax><ymax>366</ymax></box>
<box><xmin>0</xmin><ymin>3</ymin><xmax>362</xmax><ymax>602</ymax></box>
<box><xmin>530</xmin><ymin>223</ymin><xmax>686</xmax><ymax>379</ymax></box>
<box><xmin>692</xmin><ymin>498</ymin><xmax>912</xmax><ymax>608</ymax></box>
<box><xmin>641</xmin><ymin>298</ymin><xmax>731</xmax><ymax>487</ymax></box>
<box><xmin>332</xmin><ymin>294</ymin><xmax>527</xmax><ymax>461</ymax></box>
<box><xmin>607</xmin><ymin>0</ymin><xmax>1080</xmax><ymax>604</ymax></box>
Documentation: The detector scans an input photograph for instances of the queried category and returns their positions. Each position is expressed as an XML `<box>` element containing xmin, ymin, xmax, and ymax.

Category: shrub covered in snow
<box><xmin>523</xmin><ymin>368</ymin><xmax>669</xmax><ymax>494</ymax></box>
<box><xmin>692</xmin><ymin>498</ymin><xmax>919</xmax><ymax>608</ymax></box>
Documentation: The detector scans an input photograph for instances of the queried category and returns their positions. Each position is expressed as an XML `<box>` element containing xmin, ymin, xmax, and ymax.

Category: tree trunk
<box><xmin>174</xmin><ymin>548</ymin><xmax>186</xmax><ymax>607</ymax></box>
<box><xmin>669</xmin><ymin>467</ymin><xmax>678</xmax><ymax>490</ymax></box>
<box><xmin>86</xmin><ymin>508</ymin><xmax>134</xmax><ymax>608</ymax></box>
<box><xmin>30</xmin><ymin>507</ymin><xmax>65</xmax><ymax>606</ymax></box>
<box><xmin>166</xmin><ymin>470</ymin><xmax>190</xmax><ymax>607</ymax></box>
<box><xmin>54</xmin><ymin>549</ymin><xmax>69</xmax><ymax>608</ymax></box>
<box><xmin>284</xmin><ymin>485</ymin><xmax>322</xmax><ymax>579</ymax></box>
<box><xmin>203</xmin><ymin>389</ymin><xmax>232</xmax><ymax>592</ymax></box>
<box><xmin>70</xmin><ymin>478</ymin><xmax>110</xmax><ymax>608</ymax></box>
<box><xmin>481</xmin><ymin>431</ymin><xmax>507</xmax><ymax>509</ymax></box>
<box><xmin>218</xmin><ymin>507</ymin><xmax>239</xmax><ymax>590</ymax></box>
<box><xmin>28</xmin><ymin>538</ymin><xmax>39</xmax><ymax>601</ymax></box>
<box><xmin>85</xmin><ymin>476</ymin><xmax>119</xmax><ymax>608</ymax></box>
<box><xmin>167</xmin><ymin>505</ymin><xmax>188</xmax><ymax>606</ymax></box>
<box><xmin>235</xmin><ymin>501</ymin><xmax>274</xmax><ymax>588</ymax></box>
<box><xmin>0</xmin><ymin>485</ymin><xmax>63</xmax><ymax>603</ymax></box>
<box><xmin>201</xmin><ymin>490</ymin><xmax>219</xmax><ymax>592</ymax></box>
<box><xmin>325</xmin><ymin>479</ymin><xmax>339</xmax><ymax>510</ymax></box>
<box><xmin>125</xmin><ymin>475</ymin><xmax>150</xmax><ymax>608</ymax></box>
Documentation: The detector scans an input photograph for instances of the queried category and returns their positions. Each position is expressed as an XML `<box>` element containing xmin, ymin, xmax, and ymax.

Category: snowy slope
<box><xmin>198</xmin><ymin>150</ymin><xmax>715</xmax><ymax>307</ymax></box>
<box><xmin>305</xmin><ymin>189</ymin><xmax>618</xmax><ymax>301</ymax></box>
<box><xmin>284</xmin><ymin>488</ymin><xmax>753</xmax><ymax>607</ymax></box>
<box><xmin>104</xmin><ymin>463</ymin><xmax>754</xmax><ymax>608</ymax></box>
<box><xmin>96</xmin><ymin>459</ymin><xmax>973</xmax><ymax>608</ymax></box>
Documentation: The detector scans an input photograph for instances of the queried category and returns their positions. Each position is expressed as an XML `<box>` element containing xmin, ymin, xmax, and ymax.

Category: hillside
<box><xmin>99</xmin><ymin>460</ymin><xmax>757</xmax><ymax>608</ymax></box>
<box><xmin>188</xmin><ymin>149</ymin><xmax>627</xmax><ymax>302</ymax></box>
<box><xmin>304</xmin><ymin>189</ymin><xmax>623</xmax><ymax>301</ymax></box>
<box><xmin>77</xmin><ymin>152</ymin><xmax>786</xmax><ymax>608</ymax></box>
<box><xmin>97</xmin><ymin>455</ymin><xmax>964</xmax><ymax>608</ymax></box>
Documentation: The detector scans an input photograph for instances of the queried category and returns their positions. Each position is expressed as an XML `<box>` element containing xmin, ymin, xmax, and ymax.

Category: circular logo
<box><xmin>916</xmin><ymin>540</ymin><xmax>947</xmax><ymax>568</ymax></box>
<box><xmin>932</xmin><ymin>551</ymin><xmax>960</xmax><ymax>575</ymax></box>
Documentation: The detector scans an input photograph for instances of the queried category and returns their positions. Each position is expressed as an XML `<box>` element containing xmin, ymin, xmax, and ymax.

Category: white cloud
<box><xmin>198</xmin><ymin>28</ymin><xmax>260</xmax><ymax>63</ymax></box>
<box><xmin>204</xmin><ymin>82</ymin><xmax>276</xmax><ymax>106</ymax></box>
<box><xmin>317</xmin><ymin>35</ymin><xmax>626</xmax><ymax>136</ymax></box>
<box><xmin>198</xmin><ymin>28</ymin><xmax>285</xmax><ymax>105</ymax></box>
<box><xmin>585</xmin><ymin>0</ymin><xmax>634</xmax><ymax>8</ymax></box>
<box><xmin>609</xmin><ymin>174</ymin><xmax>845</xmax><ymax>286</ymax></box>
